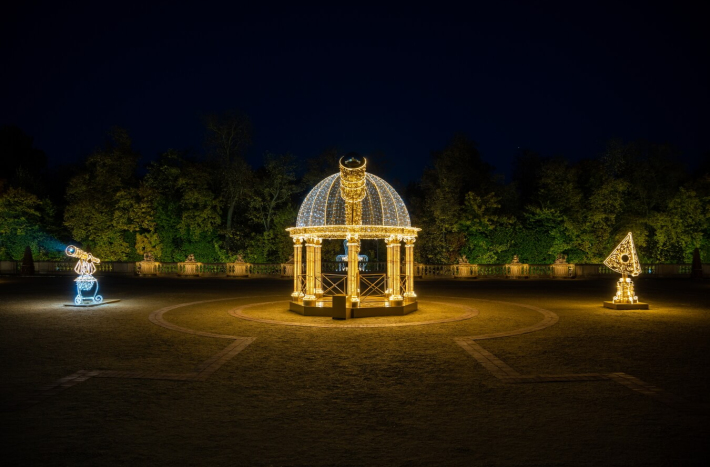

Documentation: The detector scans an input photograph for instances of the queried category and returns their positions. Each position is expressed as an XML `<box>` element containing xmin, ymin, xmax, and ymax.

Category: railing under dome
<box><xmin>321</xmin><ymin>261</ymin><xmax>387</xmax><ymax>273</ymax></box>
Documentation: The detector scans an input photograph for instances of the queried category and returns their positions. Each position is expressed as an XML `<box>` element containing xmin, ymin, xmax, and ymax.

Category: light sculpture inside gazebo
<box><xmin>287</xmin><ymin>155</ymin><xmax>420</xmax><ymax>317</ymax></box>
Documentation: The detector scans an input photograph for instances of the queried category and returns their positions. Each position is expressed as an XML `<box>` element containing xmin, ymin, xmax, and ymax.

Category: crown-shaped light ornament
<box><xmin>602</xmin><ymin>232</ymin><xmax>649</xmax><ymax>309</ymax></box>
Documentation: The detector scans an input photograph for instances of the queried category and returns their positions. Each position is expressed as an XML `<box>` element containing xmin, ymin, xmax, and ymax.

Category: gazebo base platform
<box><xmin>290</xmin><ymin>300</ymin><xmax>417</xmax><ymax>318</ymax></box>
<box><xmin>603</xmin><ymin>301</ymin><xmax>650</xmax><ymax>310</ymax></box>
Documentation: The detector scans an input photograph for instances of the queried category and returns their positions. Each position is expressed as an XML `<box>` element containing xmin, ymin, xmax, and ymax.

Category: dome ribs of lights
<box><xmin>290</xmin><ymin>172</ymin><xmax>418</xmax><ymax>239</ymax></box>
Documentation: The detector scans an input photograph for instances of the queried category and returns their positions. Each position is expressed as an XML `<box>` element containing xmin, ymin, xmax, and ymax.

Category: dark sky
<box><xmin>2</xmin><ymin>1</ymin><xmax>709</xmax><ymax>184</ymax></box>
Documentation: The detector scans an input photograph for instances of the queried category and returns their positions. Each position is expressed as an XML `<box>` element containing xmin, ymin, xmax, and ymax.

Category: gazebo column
<box><xmin>387</xmin><ymin>236</ymin><xmax>403</xmax><ymax>305</ymax></box>
<box><xmin>314</xmin><ymin>237</ymin><xmax>323</xmax><ymax>298</ymax></box>
<box><xmin>347</xmin><ymin>235</ymin><xmax>360</xmax><ymax>307</ymax></box>
<box><xmin>385</xmin><ymin>237</ymin><xmax>394</xmax><ymax>296</ymax></box>
<box><xmin>291</xmin><ymin>237</ymin><xmax>303</xmax><ymax>300</ymax></box>
<box><xmin>403</xmin><ymin>237</ymin><xmax>416</xmax><ymax>301</ymax></box>
<box><xmin>303</xmin><ymin>237</ymin><xmax>317</xmax><ymax>306</ymax></box>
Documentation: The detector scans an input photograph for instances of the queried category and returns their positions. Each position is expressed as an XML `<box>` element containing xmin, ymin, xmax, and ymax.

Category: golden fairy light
<box><xmin>287</xmin><ymin>155</ymin><xmax>420</xmax><ymax>318</ymax></box>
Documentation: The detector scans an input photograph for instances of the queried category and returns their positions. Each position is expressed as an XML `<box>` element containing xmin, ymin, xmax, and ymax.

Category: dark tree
<box><xmin>203</xmin><ymin>110</ymin><xmax>254</xmax><ymax>252</ymax></box>
<box><xmin>0</xmin><ymin>125</ymin><xmax>48</xmax><ymax>195</ymax></box>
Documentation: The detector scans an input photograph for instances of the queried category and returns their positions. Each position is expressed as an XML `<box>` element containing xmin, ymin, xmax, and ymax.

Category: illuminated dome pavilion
<box><xmin>287</xmin><ymin>155</ymin><xmax>420</xmax><ymax>317</ymax></box>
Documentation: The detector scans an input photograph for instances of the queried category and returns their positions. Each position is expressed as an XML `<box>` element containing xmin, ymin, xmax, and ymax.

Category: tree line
<box><xmin>1</xmin><ymin>116</ymin><xmax>709</xmax><ymax>265</ymax></box>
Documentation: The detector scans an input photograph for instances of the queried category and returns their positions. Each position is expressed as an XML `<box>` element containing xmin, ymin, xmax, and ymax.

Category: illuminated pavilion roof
<box><xmin>296</xmin><ymin>173</ymin><xmax>411</xmax><ymax>228</ymax></box>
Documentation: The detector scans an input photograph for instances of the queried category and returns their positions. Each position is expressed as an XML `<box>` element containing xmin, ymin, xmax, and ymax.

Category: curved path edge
<box><xmin>427</xmin><ymin>296</ymin><xmax>559</xmax><ymax>340</ymax></box>
<box><xmin>149</xmin><ymin>295</ymin><xmax>277</xmax><ymax>339</ymax></box>
<box><xmin>229</xmin><ymin>300</ymin><xmax>478</xmax><ymax>328</ymax></box>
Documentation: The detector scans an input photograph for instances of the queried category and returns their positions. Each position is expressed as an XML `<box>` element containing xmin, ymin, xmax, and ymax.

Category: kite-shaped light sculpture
<box><xmin>66</xmin><ymin>245</ymin><xmax>103</xmax><ymax>305</ymax></box>
<box><xmin>602</xmin><ymin>232</ymin><xmax>648</xmax><ymax>309</ymax></box>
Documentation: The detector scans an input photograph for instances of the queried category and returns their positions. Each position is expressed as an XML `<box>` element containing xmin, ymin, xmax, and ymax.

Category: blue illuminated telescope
<box><xmin>65</xmin><ymin>245</ymin><xmax>103</xmax><ymax>305</ymax></box>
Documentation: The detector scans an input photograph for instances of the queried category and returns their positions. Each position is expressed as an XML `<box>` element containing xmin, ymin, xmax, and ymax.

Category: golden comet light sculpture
<box><xmin>602</xmin><ymin>232</ymin><xmax>649</xmax><ymax>309</ymax></box>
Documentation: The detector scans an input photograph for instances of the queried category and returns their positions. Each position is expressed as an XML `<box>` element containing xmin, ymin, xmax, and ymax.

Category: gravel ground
<box><xmin>1</xmin><ymin>275</ymin><xmax>709</xmax><ymax>466</ymax></box>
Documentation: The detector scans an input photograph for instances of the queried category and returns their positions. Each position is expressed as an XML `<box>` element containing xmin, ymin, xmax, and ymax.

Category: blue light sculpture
<box><xmin>65</xmin><ymin>245</ymin><xmax>103</xmax><ymax>305</ymax></box>
<box><xmin>335</xmin><ymin>239</ymin><xmax>368</xmax><ymax>271</ymax></box>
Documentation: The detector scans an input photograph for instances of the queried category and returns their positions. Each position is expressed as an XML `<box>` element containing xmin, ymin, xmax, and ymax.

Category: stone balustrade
<box><xmin>0</xmin><ymin>260</ymin><xmax>707</xmax><ymax>279</ymax></box>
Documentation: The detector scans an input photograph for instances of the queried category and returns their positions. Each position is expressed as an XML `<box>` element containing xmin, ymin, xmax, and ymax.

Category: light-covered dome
<box><xmin>296</xmin><ymin>173</ymin><xmax>411</xmax><ymax>227</ymax></box>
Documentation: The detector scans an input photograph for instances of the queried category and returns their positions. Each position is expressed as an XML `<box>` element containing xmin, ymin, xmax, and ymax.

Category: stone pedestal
<box><xmin>506</xmin><ymin>263</ymin><xmax>529</xmax><ymax>279</ymax></box>
<box><xmin>603</xmin><ymin>301</ymin><xmax>650</xmax><ymax>310</ymax></box>
<box><xmin>227</xmin><ymin>262</ymin><xmax>250</xmax><ymax>277</ymax></box>
<box><xmin>137</xmin><ymin>261</ymin><xmax>161</xmax><ymax>275</ymax></box>
<box><xmin>603</xmin><ymin>276</ymin><xmax>648</xmax><ymax>309</ymax></box>
<box><xmin>455</xmin><ymin>263</ymin><xmax>478</xmax><ymax>279</ymax></box>
<box><xmin>551</xmin><ymin>263</ymin><xmax>575</xmax><ymax>278</ymax></box>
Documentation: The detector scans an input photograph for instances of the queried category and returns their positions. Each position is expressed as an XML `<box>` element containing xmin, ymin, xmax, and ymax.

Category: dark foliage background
<box><xmin>1</xmin><ymin>121</ymin><xmax>708</xmax><ymax>264</ymax></box>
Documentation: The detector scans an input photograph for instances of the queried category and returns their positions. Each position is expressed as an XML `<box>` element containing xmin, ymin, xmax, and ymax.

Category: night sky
<box><xmin>3</xmin><ymin>2</ymin><xmax>709</xmax><ymax>183</ymax></box>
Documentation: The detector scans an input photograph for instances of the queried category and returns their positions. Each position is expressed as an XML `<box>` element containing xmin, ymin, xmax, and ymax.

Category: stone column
<box><xmin>404</xmin><ymin>237</ymin><xmax>416</xmax><ymax>301</ymax></box>
<box><xmin>347</xmin><ymin>235</ymin><xmax>360</xmax><ymax>307</ymax></box>
<box><xmin>314</xmin><ymin>237</ymin><xmax>323</xmax><ymax>298</ymax></box>
<box><xmin>385</xmin><ymin>236</ymin><xmax>394</xmax><ymax>297</ymax></box>
<box><xmin>291</xmin><ymin>237</ymin><xmax>303</xmax><ymax>300</ymax></box>
<box><xmin>304</xmin><ymin>237</ymin><xmax>316</xmax><ymax>306</ymax></box>
<box><xmin>387</xmin><ymin>236</ymin><xmax>403</xmax><ymax>305</ymax></box>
